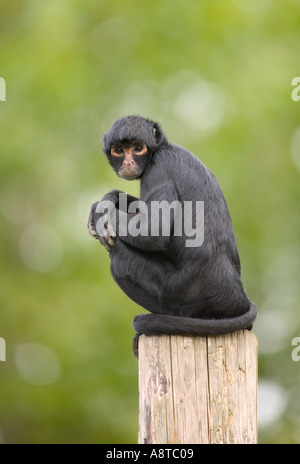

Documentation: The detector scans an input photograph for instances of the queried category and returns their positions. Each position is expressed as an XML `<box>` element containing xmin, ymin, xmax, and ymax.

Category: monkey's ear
<box><xmin>153</xmin><ymin>122</ymin><xmax>163</xmax><ymax>144</ymax></box>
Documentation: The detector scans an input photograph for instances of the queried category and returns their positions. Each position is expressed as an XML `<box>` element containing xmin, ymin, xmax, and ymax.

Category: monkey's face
<box><xmin>110</xmin><ymin>141</ymin><xmax>149</xmax><ymax>180</ymax></box>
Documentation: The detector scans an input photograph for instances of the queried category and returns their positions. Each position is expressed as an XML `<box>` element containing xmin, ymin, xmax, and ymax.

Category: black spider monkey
<box><xmin>88</xmin><ymin>115</ymin><xmax>257</xmax><ymax>356</ymax></box>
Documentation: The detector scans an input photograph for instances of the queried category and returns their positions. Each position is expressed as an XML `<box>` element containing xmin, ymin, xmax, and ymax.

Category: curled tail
<box><xmin>132</xmin><ymin>301</ymin><xmax>258</xmax><ymax>337</ymax></box>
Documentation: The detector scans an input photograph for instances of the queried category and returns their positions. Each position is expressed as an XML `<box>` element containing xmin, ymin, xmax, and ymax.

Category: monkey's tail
<box><xmin>132</xmin><ymin>301</ymin><xmax>258</xmax><ymax>337</ymax></box>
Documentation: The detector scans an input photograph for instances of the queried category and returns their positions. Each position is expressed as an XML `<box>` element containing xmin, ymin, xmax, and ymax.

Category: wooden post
<box><xmin>138</xmin><ymin>330</ymin><xmax>257</xmax><ymax>444</ymax></box>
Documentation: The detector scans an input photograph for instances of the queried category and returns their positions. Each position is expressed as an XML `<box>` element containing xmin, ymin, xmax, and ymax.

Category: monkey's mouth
<box><xmin>119</xmin><ymin>168</ymin><xmax>142</xmax><ymax>180</ymax></box>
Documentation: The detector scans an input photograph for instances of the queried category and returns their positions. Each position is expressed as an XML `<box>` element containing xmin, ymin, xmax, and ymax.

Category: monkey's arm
<box><xmin>116</xmin><ymin>182</ymin><xmax>179</xmax><ymax>251</ymax></box>
<box><xmin>88</xmin><ymin>189</ymin><xmax>140</xmax><ymax>251</ymax></box>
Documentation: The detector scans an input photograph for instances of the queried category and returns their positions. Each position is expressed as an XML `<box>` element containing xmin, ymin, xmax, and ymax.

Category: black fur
<box><xmin>89</xmin><ymin>115</ymin><xmax>257</xmax><ymax>355</ymax></box>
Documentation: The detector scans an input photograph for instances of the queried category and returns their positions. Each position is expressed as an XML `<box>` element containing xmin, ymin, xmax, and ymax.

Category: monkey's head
<box><xmin>103</xmin><ymin>115</ymin><xmax>166</xmax><ymax>180</ymax></box>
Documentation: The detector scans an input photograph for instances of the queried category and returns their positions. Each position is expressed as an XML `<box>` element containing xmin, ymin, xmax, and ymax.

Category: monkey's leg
<box><xmin>110</xmin><ymin>238</ymin><xmax>175</xmax><ymax>357</ymax></box>
<box><xmin>109</xmin><ymin>238</ymin><xmax>173</xmax><ymax>315</ymax></box>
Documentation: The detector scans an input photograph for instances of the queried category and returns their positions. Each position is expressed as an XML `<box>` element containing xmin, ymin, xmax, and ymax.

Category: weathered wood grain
<box><xmin>138</xmin><ymin>331</ymin><xmax>257</xmax><ymax>444</ymax></box>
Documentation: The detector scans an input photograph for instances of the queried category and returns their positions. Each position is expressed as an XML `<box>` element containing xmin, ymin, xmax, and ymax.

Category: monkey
<box><xmin>88</xmin><ymin>115</ymin><xmax>257</xmax><ymax>356</ymax></box>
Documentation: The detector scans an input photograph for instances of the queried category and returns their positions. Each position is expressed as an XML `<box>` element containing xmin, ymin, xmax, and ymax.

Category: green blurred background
<box><xmin>1</xmin><ymin>0</ymin><xmax>300</xmax><ymax>444</ymax></box>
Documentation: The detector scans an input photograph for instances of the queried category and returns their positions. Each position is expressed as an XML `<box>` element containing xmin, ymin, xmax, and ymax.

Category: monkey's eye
<box><xmin>111</xmin><ymin>147</ymin><xmax>124</xmax><ymax>157</ymax></box>
<box><xmin>134</xmin><ymin>145</ymin><xmax>146</xmax><ymax>154</ymax></box>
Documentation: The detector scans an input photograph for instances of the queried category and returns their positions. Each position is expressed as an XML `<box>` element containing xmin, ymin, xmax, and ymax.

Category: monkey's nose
<box><xmin>124</xmin><ymin>160</ymin><xmax>134</xmax><ymax>167</ymax></box>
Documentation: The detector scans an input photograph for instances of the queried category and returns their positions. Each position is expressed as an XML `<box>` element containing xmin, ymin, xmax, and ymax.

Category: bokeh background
<box><xmin>1</xmin><ymin>0</ymin><xmax>300</xmax><ymax>444</ymax></box>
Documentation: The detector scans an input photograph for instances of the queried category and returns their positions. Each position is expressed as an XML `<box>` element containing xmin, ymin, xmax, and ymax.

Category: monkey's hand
<box><xmin>88</xmin><ymin>200</ymin><xmax>117</xmax><ymax>252</ymax></box>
